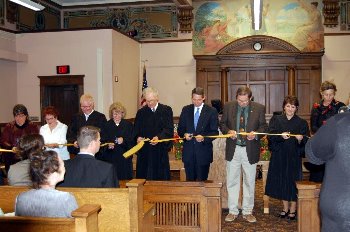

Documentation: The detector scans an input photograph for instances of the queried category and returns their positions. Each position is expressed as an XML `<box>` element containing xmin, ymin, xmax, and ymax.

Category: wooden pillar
<box><xmin>287</xmin><ymin>66</ymin><xmax>296</xmax><ymax>95</ymax></box>
<box><xmin>221</xmin><ymin>68</ymin><xmax>228</xmax><ymax>104</ymax></box>
<box><xmin>296</xmin><ymin>181</ymin><xmax>321</xmax><ymax>232</ymax></box>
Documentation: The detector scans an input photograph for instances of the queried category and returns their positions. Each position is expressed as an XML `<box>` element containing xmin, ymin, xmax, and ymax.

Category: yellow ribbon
<box><xmin>122</xmin><ymin>132</ymin><xmax>308</xmax><ymax>159</ymax></box>
<box><xmin>0</xmin><ymin>148</ymin><xmax>15</xmax><ymax>153</ymax></box>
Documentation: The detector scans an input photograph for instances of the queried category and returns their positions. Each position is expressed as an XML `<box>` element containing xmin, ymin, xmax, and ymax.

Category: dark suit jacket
<box><xmin>67</xmin><ymin>110</ymin><xmax>107</xmax><ymax>154</ymax></box>
<box><xmin>220</xmin><ymin>101</ymin><xmax>267</xmax><ymax>164</ymax></box>
<box><xmin>58</xmin><ymin>153</ymin><xmax>119</xmax><ymax>188</ymax></box>
<box><xmin>178</xmin><ymin>104</ymin><xmax>219</xmax><ymax>165</ymax></box>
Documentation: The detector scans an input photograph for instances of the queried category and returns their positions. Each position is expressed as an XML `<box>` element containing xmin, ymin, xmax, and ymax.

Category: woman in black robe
<box><xmin>101</xmin><ymin>102</ymin><xmax>134</xmax><ymax>180</ymax></box>
<box><xmin>307</xmin><ymin>81</ymin><xmax>345</xmax><ymax>182</ymax></box>
<box><xmin>265</xmin><ymin>96</ymin><xmax>310</xmax><ymax>220</ymax></box>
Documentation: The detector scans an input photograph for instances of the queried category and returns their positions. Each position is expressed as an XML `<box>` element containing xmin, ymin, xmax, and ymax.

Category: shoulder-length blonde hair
<box><xmin>109</xmin><ymin>102</ymin><xmax>126</xmax><ymax>119</ymax></box>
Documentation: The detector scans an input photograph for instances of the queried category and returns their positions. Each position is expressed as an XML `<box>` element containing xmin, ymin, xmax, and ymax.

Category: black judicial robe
<box><xmin>101</xmin><ymin>119</ymin><xmax>134</xmax><ymax>180</ymax></box>
<box><xmin>265</xmin><ymin>114</ymin><xmax>310</xmax><ymax>201</ymax></box>
<box><xmin>133</xmin><ymin>104</ymin><xmax>174</xmax><ymax>180</ymax></box>
<box><xmin>67</xmin><ymin>110</ymin><xmax>107</xmax><ymax>155</ymax></box>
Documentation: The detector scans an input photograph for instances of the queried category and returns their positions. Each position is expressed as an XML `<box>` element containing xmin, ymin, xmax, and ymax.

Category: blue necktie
<box><xmin>194</xmin><ymin>107</ymin><xmax>200</xmax><ymax>129</ymax></box>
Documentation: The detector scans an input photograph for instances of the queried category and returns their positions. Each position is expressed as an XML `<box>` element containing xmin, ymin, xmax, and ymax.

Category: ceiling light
<box><xmin>253</xmin><ymin>0</ymin><xmax>262</xmax><ymax>30</ymax></box>
<box><xmin>9</xmin><ymin>0</ymin><xmax>45</xmax><ymax>11</ymax></box>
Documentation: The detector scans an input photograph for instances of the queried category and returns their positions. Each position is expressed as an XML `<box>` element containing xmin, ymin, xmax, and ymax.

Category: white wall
<box><xmin>15</xmin><ymin>29</ymin><xmax>114</xmax><ymax>121</ymax></box>
<box><xmin>112</xmin><ymin>31</ymin><xmax>140</xmax><ymax>119</ymax></box>
<box><xmin>323</xmin><ymin>35</ymin><xmax>350</xmax><ymax>104</ymax></box>
<box><xmin>0</xmin><ymin>31</ymin><xmax>19</xmax><ymax>122</ymax></box>
<box><xmin>140</xmin><ymin>41</ymin><xmax>196</xmax><ymax>116</ymax></box>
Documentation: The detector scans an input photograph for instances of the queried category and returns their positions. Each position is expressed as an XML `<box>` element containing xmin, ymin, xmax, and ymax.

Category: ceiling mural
<box><xmin>192</xmin><ymin>0</ymin><xmax>324</xmax><ymax>55</ymax></box>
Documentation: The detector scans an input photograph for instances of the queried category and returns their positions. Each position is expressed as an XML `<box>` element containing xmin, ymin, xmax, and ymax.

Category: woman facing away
<box><xmin>265</xmin><ymin>95</ymin><xmax>310</xmax><ymax>220</ymax></box>
<box><xmin>15</xmin><ymin>150</ymin><xmax>78</xmax><ymax>218</ymax></box>
<box><xmin>307</xmin><ymin>81</ymin><xmax>345</xmax><ymax>182</ymax></box>
<box><xmin>40</xmin><ymin>106</ymin><xmax>70</xmax><ymax>160</ymax></box>
<box><xmin>8</xmin><ymin>134</ymin><xmax>44</xmax><ymax>186</ymax></box>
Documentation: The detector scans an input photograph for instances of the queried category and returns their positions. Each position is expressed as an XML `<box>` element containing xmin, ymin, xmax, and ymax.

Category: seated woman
<box><xmin>8</xmin><ymin>134</ymin><xmax>44</xmax><ymax>186</ymax></box>
<box><xmin>0</xmin><ymin>104</ymin><xmax>39</xmax><ymax>173</ymax></box>
<box><xmin>15</xmin><ymin>150</ymin><xmax>78</xmax><ymax>218</ymax></box>
<box><xmin>40</xmin><ymin>106</ymin><xmax>70</xmax><ymax>160</ymax></box>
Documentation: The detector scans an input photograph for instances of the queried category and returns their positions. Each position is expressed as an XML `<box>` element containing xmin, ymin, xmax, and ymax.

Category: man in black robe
<box><xmin>133</xmin><ymin>87</ymin><xmax>173</xmax><ymax>180</ymax></box>
<box><xmin>67</xmin><ymin>94</ymin><xmax>107</xmax><ymax>155</ymax></box>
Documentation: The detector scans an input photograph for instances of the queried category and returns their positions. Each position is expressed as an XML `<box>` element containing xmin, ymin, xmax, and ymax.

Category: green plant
<box><xmin>260</xmin><ymin>136</ymin><xmax>271</xmax><ymax>161</ymax></box>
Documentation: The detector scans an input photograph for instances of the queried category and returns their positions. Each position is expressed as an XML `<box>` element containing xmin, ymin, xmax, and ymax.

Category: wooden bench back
<box><xmin>0</xmin><ymin>204</ymin><xmax>100</xmax><ymax>232</ymax></box>
<box><xmin>143</xmin><ymin>181</ymin><xmax>222</xmax><ymax>232</ymax></box>
<box><xmin>0</xmin><ymin>179</ymin><xmax>146</xmax><ymax>232</ymax></box>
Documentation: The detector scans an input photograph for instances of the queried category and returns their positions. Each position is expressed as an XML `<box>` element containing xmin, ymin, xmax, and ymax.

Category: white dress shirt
<box><xmin>40</xmin><ymin>120</ymin><xmax>70</xmax><ymax>160</ymax></box>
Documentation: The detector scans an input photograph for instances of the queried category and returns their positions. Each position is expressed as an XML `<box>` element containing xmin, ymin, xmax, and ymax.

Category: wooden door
<box><xmin>38</xmin><ymin>75</ymin><xmax>84</xmax><ymax>125</ymax></box>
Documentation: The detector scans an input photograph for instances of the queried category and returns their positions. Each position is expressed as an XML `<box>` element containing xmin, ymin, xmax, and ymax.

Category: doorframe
<box><xmin>37</xmin><ymin>75</ymin><xmax>84</xmax><ymax>124</ymax></box>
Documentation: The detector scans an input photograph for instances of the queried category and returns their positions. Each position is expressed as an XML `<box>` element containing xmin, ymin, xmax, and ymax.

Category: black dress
<box><xmin>265</xmin><ymin>114</ymin><xmax>310</xmax><ymax>201</ymax></box>
<box><xmin>101</xmin><ymin>119</ymin><xmax>134</xmax><ymax>180</ymax></box>
<box><xmin>307</xmin><ymin>99</ymin><xmax>345</xmax><ymax>182</ymax></box>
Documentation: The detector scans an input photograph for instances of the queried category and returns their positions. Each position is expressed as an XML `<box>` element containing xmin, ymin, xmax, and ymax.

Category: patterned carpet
<box><xmin>221</xmin><ymin>179</ymin><xmax>297</xmax><ymax>232</ymax></box>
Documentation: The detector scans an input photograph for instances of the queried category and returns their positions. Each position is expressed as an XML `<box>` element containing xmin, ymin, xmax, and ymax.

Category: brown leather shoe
<box><xmin>243</xmin><ymin>214</ymin><xmax>257</xmax><ymax>223</ymax></box>
<box><xmin>225</xmin><ymin>213</ymin><xmax>238</xmax><ymax>222</ymax></box>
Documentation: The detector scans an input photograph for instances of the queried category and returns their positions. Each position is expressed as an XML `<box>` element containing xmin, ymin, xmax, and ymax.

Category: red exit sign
<box><xmin>56</xmin><ymin>65</ymin><xmax>70</xmax><ymax>74</ymax></box>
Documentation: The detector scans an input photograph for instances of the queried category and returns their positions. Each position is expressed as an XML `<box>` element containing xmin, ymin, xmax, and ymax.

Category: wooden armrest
<box><xmin>71</xmin><ymin>204</ymin><xmax>101</xmax><ymax>218</ymax></box>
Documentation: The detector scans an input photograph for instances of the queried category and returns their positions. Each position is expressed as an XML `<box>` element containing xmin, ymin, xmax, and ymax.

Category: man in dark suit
<box><xmin>59</xmin><ymin>126</ymin><xmax>119</xmax><ymax>188</ymax></box>
<box><xmin>133</xmin><ymin>87</ymin><xmax>174</xmax><ymax>180</ymax></box>
<box><xmin>177</xmin><ymin>87</ymin><xmax>219</xmax><ymax>181</ymax></box>
<box><xmin>220</xmin><ymin>86</ymin><xmax>267</xmax><ymax>223</ymax></box>
<box><xmin>67</xmin><ymin>94</ymin><xmax>107</xmax><ymax>155</ymax></box>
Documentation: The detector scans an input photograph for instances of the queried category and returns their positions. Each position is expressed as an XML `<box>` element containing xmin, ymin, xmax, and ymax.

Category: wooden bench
<box><xmin>0</xmin><ymin>179</ymin><xmax>154</xmax><ymax>232</ymax></box>
<box><xmin>143</xmin><ymin>180</ymin><xmax>222</xmax><ymax>232</ymax></box>
<box><xmin>296</xmin><ymin>181</ymin><xmax>321</xmax><ymax>232</ymax></box>
<box><xmin>0</xmin><ymin>204</ymin><xmax>101</xmax><ymax>232</ymax></box>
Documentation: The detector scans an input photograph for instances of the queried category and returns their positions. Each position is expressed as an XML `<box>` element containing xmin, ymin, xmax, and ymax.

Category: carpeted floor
<box><xmin>221</xmin><ymin>179</ymin><xmax>298</xmax><ymax>232</ymax></box>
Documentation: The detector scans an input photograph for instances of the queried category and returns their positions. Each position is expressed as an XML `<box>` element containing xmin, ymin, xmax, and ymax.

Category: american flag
<box><xmin>140</xmin><ymin>65</ymin><xmax>148</xmax><ymax>106</ymax></box>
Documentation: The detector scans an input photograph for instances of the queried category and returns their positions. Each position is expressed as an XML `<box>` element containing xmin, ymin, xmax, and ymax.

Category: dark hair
<box><xmin>192</xmin><ymin>87</ymin><xmax>205</xmax><ymax>97</ymax></box>
<box><xmin>282</xmin><ymin>95</ymin><xmax>299</xmax><ymax>109</ymax></box>
<box><xmin>320</xmin><ymin>81</ymin><xmax>337</xmax><ymax>93</ymax></box>
<box><xmin>77</xmin><ymin>126</ymin><xmax>100</xmax><ymax>149</ymax></box>
<box><xmin>30</xmin><ymin>150</ymin><xmax>60</xmax><ymax>189</ymax></box>
<box><xmin>43</xmin><ymin>106</ymin><xmax>59</xmax><ymax>118</ymax></box>
<box><xmin>13</xmin><ymin>104</ymin><xmax>28</xmax><ymax>117</ymax></box>
<box><xmin>236</xmin><ymin>86</ymin><xmax>252</xmax><ymax>98</ymax></box>
<box><xmin>16</xmin><ymin>134</ymin><xmax>45</xmax><ymax>160</ymax></box>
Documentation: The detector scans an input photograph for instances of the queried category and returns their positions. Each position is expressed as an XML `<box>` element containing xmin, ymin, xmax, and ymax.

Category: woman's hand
<box><xmin>281</xmin><ymin>132</ymin><xmax>290</xmax><ymax>140</ymax></box>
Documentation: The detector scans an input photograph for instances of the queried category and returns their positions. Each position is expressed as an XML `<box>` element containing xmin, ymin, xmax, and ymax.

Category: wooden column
<box><xmin>296</xmin><ymin>181</ymin><xmax>321</xmax><ymax>232</ymax></box>
<box><xmin>221</xmin><ymin>68</ymin><xmax>228</xmax><ymax>104</ymax></box>
<box><xmin>287</xmin><ymin>66</ymin><xmax>296</xmax><ymax>95</ymax></box>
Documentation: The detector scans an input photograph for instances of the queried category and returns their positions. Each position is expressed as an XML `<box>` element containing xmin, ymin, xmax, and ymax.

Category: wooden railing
<box><xmin>296</xmin><ymin>181</ymin><xmax>321</xmax><ymax>232</ymax></box>
<box><xmin>143</xmin><ymin>180</ymin><xmax>222</xmax><ymax>232</ymax></box>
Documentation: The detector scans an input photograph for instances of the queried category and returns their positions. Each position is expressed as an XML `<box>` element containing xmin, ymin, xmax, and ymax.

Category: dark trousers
<box><xmin>184</xmin><ymin>162</ymin><xmax>210</xmax><ymax>181</ymax></box>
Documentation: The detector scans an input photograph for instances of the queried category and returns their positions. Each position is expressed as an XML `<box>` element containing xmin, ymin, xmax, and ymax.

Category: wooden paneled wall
<box><xmin>195</xmin><ymin>35</ymin><xmax>323</xmax><ymax>122</ymax></box>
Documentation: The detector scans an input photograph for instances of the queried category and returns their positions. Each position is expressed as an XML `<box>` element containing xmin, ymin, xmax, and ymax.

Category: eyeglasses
<box><xmin>81</xmin><ymin>105</ymin><xmax>92</xmax><ymax>108</ymax></box>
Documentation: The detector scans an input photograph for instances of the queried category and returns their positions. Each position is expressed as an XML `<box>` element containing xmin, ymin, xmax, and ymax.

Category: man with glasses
<box><xmin>133</xmin><ymin>87</ymin><xmax>174</xmax><ymax>180</ymax></box>
<box><xmin>67</xmin><ymin>94</ymin><xmax>107</xmax><ymax>155</ymax></box>
<box><xmin>220</xmin><ymin>86</ymin><xmax>267</xmax><ymax>223</ymax></box>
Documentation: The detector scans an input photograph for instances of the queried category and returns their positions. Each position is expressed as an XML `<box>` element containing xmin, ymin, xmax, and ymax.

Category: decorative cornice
<box><xmin>177</xmin><ymin>5</ymin><xmax>193</xmax><ymax>33</ymax></box>
<box><xmin>217</xmin><ymin>35</ymin><xmax>300</xmax><ymax>55</ymax></box>
<box><xmin>322</xmin><ymin>0</ymin><xmax>340</xmax><ymax>27</ymax></box>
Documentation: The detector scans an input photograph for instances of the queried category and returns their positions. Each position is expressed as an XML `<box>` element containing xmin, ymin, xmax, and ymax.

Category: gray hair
<box><xmin>143</xmin><ymin>87</ymin><xmax>159</xmax><ymax>100</ymax></box>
